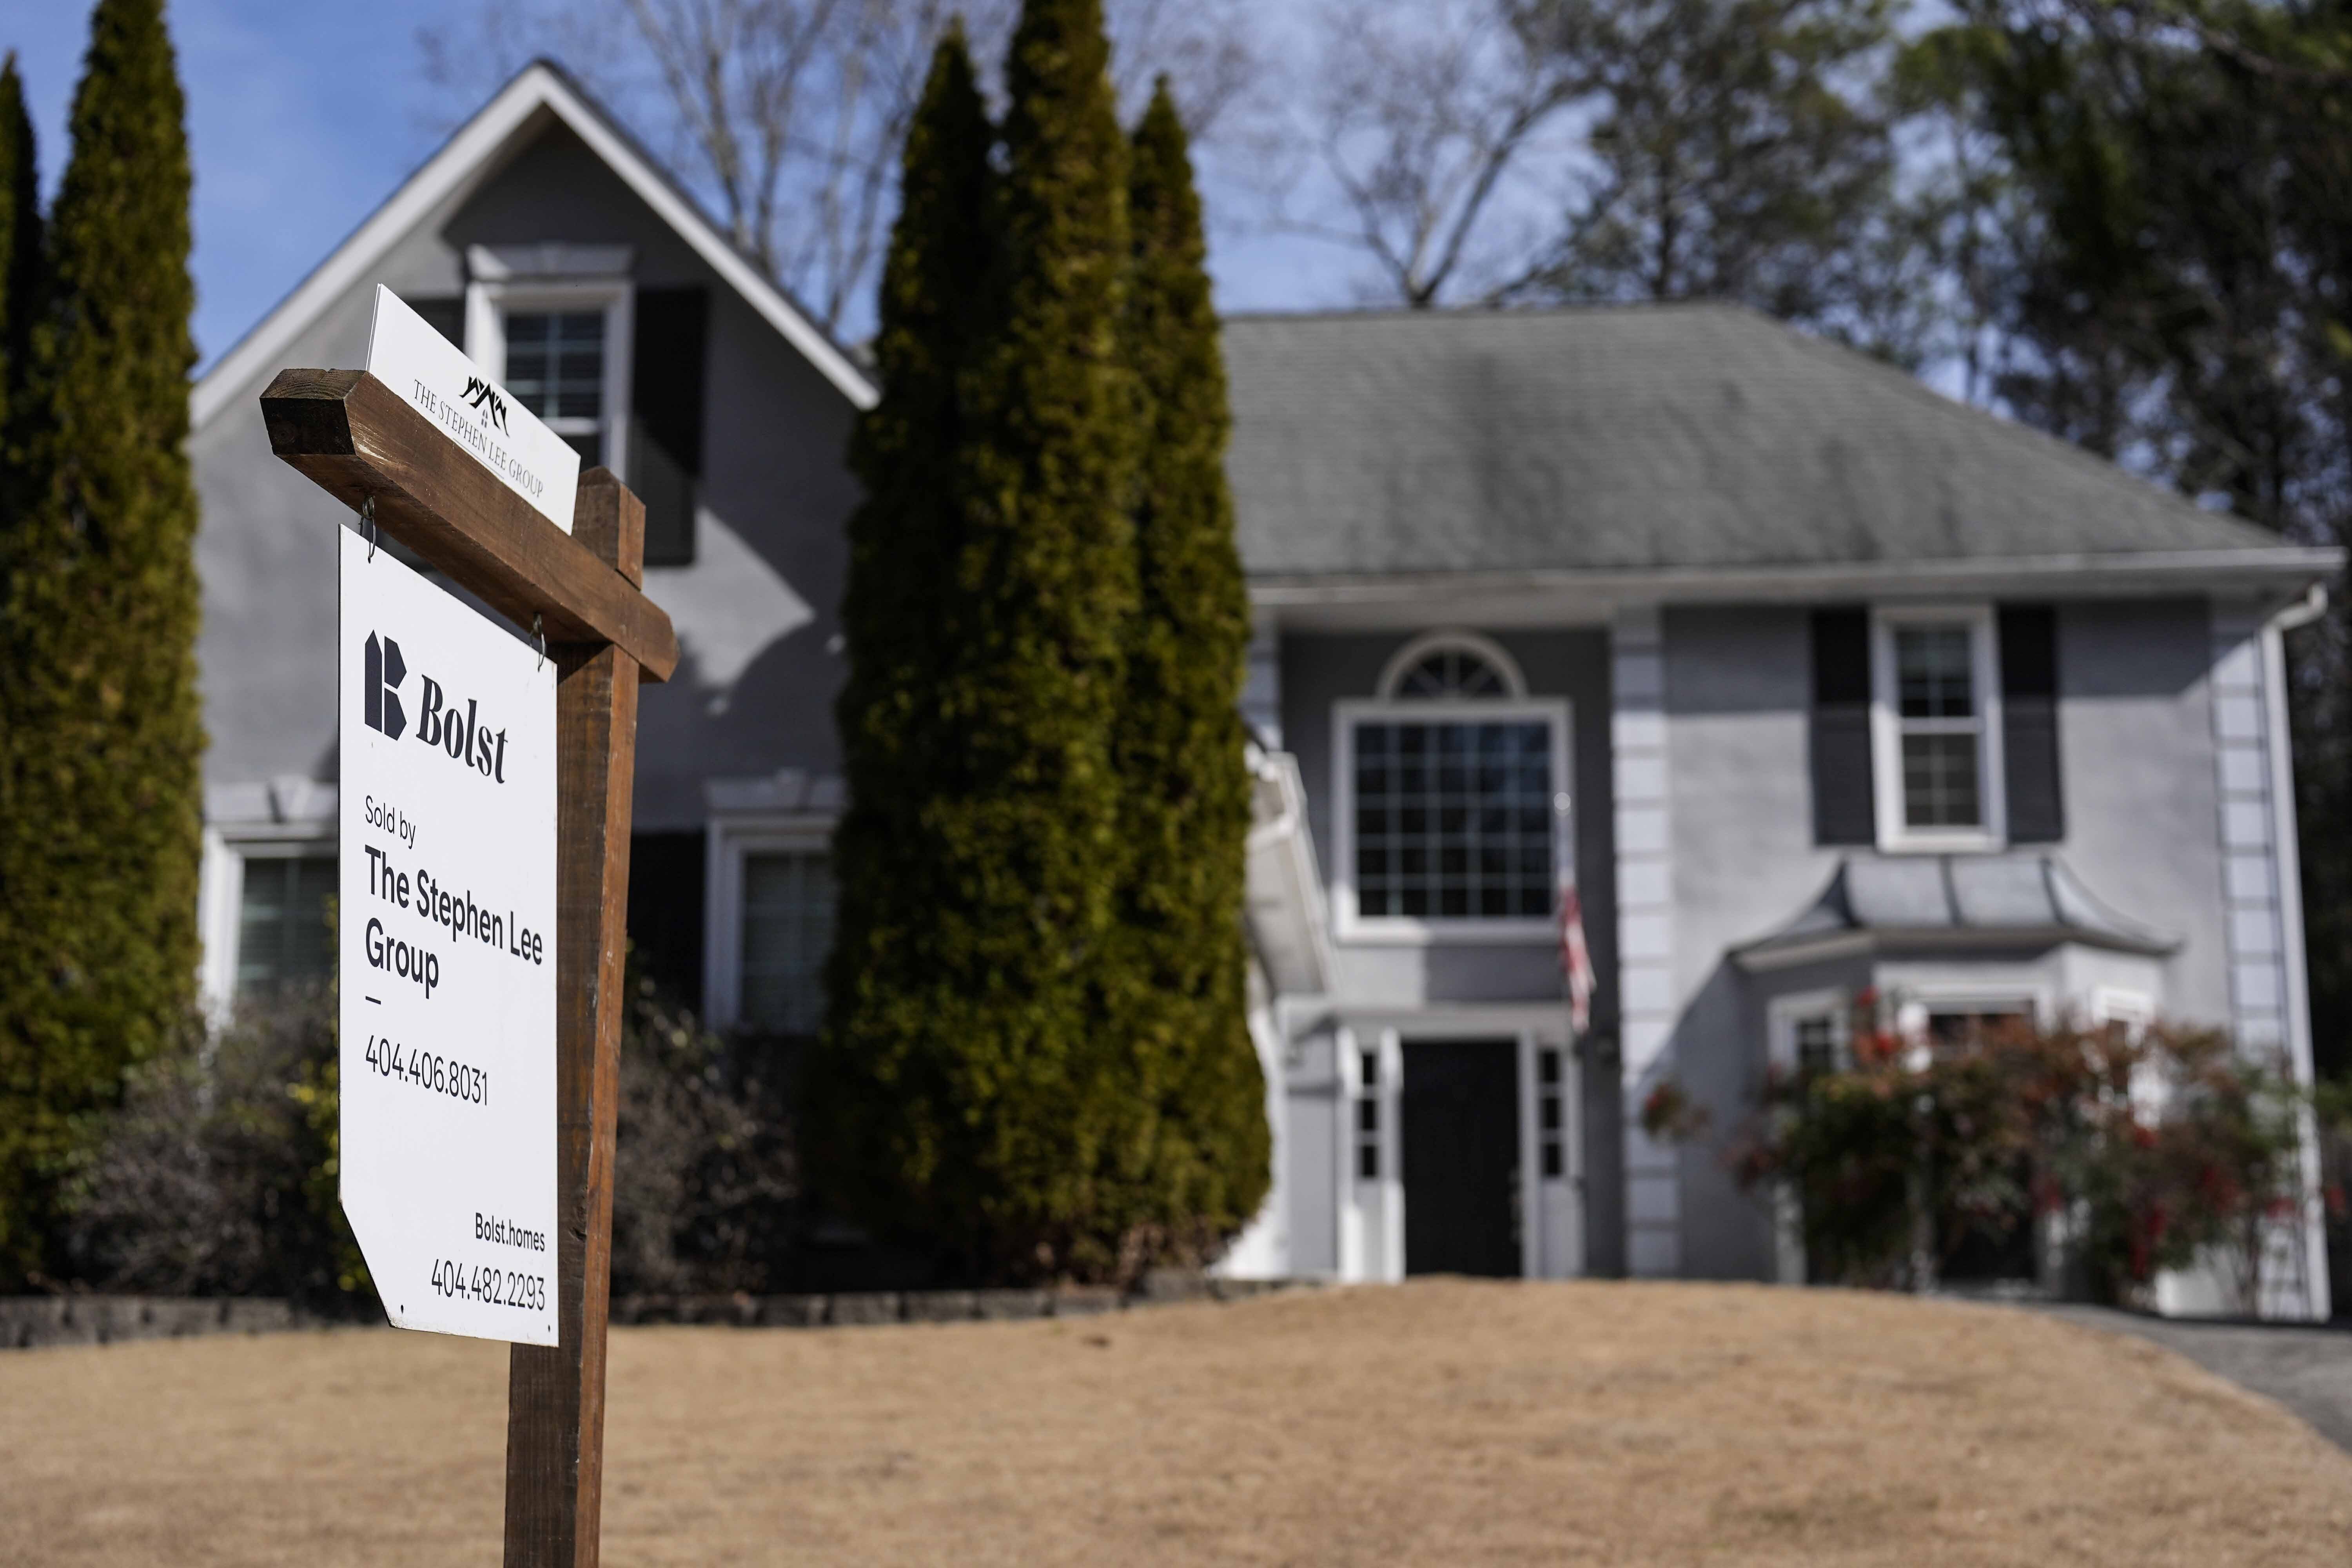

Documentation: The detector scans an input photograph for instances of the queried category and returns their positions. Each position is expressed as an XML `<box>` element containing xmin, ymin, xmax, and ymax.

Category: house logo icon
<box><xmin>461</xmin><ymin>375</ymin><xmax>510</xmax><ymax>435</ymax></box>
<box><xmin>364</xmin><ymin>632</ymin><xmax>408</xmax><ymax>739</ymax></box>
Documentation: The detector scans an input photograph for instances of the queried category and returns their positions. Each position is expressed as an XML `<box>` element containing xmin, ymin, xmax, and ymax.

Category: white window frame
<box><xmin>704</xmin><ymin>815</ymin><xmax>836</xmax><ymax>1031</ymax></box>
<box><xmin>1870</xmin><ymin>604</ymin><xmax>2006</xmax><ymax>853</ymax></box>
<box><xmin>467</xmin><ymin>278</ymin><xmax>635</xmax><ymax>485</ymax></box>
<box><xmin>197</xmin><ymin>827</ymin><xmax>336</xmax><ymax>1020</ymax></box>
<box><xmin>1332</xmin><ymin>694</ymin><xmax>1573</xmax><ymax>944</ymax></box>
<box><xmin>1767</xmin><ymin>989</ymin><xmax>1851</xmax><ymax>1076</ymax></box>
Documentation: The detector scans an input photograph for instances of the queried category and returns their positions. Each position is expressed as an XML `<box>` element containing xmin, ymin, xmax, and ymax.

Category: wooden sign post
<box><xmin>261</xmin><ymin>365</ymin><xmax>678</xmax><ymax>1568</ymax></box>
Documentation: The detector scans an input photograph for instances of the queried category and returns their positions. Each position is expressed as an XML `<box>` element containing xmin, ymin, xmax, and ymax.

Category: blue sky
<box><xmin>6</xmin><ymin>2</ymin><xmax>1361</xmax><ymax>373</ymax></box>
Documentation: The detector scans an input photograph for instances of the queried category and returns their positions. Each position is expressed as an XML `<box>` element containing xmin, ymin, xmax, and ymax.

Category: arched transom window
<box><xmin>1378</xmin><ymin>633</ymin><xmax>1525</xmax><ymax>701</ymax></box>
<box><xmin>1344</xmin><ymin>633</ymin><xmax>1565</xmax><ymax>933</ymax></box>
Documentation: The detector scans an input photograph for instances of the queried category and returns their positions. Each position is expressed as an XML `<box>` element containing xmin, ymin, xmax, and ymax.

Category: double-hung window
<box><xmin>1870</xmin><ymin>606</ymin><xmax>2005</xmax><ymax>850</ymax></box>
<box><xmin>234</xmin><ymin>851</ymin><xmax>336</xmax><ymax>998</ymax></box>
<box><xmin>1336</xmin><ymin>634</ymin><xmax>1570</xmax><ymax>940</ymax></box>
<box><xmin>706</xmin><ymin>807</ymin><xmax>838</xmax><ymax>1036</ymax></box>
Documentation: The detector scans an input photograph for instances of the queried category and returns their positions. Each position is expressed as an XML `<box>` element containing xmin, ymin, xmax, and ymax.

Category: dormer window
<box><xmin>1336</xmin><ymin>633</ymin><xmax>1570</xmax><ymax>941</ymax></box>
<box><xmin>457</xmin><ymin>247</ymin><xmax>704</xmax><ymax>568</ymax></box>
<box><xmin>463</xmin><ymin>244</ymin><xmax>635</xmax><ymax>490</ymax></box>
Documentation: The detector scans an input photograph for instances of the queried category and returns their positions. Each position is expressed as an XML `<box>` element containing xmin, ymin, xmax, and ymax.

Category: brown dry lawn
<box><xmin>5</xmin><ymin>1279</ymin><xmax>2350</xmax><ymax>1566</ymax></box>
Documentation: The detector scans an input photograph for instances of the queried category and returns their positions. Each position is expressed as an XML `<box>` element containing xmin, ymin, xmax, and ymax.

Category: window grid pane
<box><xmin>504</xmin><ymin>311</ymin><xmax>605</xmax><ymax>423</ymax></box>
<box><xmin>1895</xmin><ymin>626</ymin><xmax>1974</xmax><ymax>719</ymax></box>
<box><xmin>1355</xmin><ymin>719</ymin><xmax>1553</xmax><ymax>920</ymax></box>
<box><xmin>740</xmin><ymin>851</ymin><xmax>835</xmax><ymax>1034</ymax></box>
<box><xmin>1901</xmin><ymin>732</ymin><xmax>1981</xmax><ymax>827</ymax></box>
<box><xmin>237</xmin><ymin>854</ymin><xmax>335</xmax><ymax>996</ymax></box>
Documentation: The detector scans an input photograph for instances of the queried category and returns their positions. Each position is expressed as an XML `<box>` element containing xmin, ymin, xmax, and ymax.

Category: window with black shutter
<box><xmin>630</xmin><ymin>288</ymin><xmax>708</xmax><ymax>567</ymax></box>
<box><xmin>1809</xmin><ymin>608</ymin><xmax>1877</xmax><ymax>845</ymax></box>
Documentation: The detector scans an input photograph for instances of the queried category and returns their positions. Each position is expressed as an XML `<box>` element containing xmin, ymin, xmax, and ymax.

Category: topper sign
<box><xmin>365</xmin><ymin>285</ymin><xmax>581</xmax><ymax>535</ymax></box>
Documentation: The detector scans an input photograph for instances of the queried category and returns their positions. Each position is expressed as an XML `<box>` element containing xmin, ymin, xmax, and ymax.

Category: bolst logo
<box><xmin>461</xmin><ymin>375</ymin><xmax>511</xmax><ymax>436</ymax></box>
<box><xmin>364</xmin><ymin>632</ymin><xmax>408</xmax><ymax>739</ymax></box>
<box><xmin>360</xmin><ymin>630</ymin><xmax>512</xmax><ymax>784</ymax></box>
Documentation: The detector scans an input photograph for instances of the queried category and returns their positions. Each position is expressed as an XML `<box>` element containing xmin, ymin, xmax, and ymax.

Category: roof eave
<box><xmin>1734</xmin><ymin>923</ymin><xmax>2180</xmax><ymax>974</ymax></box>
<box><xmin>1250</xmin><ymin>547</ymin><xmax>2345</xmax><ymax>622</ymax></box>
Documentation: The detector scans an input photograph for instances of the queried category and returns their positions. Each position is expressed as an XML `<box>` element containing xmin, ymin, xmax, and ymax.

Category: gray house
<box><xmin>188</xmin><ymin>64</ymin><xmax>2339</xmax><ymax>1317</ymax></box>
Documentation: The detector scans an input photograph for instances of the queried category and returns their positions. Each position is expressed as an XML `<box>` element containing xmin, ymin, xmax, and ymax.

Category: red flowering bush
<box><xmin>1717</xmin><ymin>1005</ymin><xmax>2310</xmax><ymax>1303</ymax></box>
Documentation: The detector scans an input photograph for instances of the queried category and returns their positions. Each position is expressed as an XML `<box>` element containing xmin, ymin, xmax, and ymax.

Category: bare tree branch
<box><xmin>419</xmin><ymin>0</ymin><xmax>1260</xmax><ymax>335</ymax></box>
<box><xmin>1254</xmin><ymin>0</ymin><xmax>1584</xmax><ymax>307</ymax></box>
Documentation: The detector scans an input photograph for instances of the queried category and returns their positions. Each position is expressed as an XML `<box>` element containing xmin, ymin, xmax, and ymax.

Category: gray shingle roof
<box><xmin>1220</xmin><ymin>303</ymin><xmax>2294</xmax><ymax>579</ymax></box>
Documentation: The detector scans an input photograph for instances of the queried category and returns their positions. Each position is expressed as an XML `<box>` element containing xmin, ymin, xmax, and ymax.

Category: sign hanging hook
<box><xmin>532</xmin><ymin>612</ymin><xmax>546</xmax><ymax>671</ymax></box>
<box><xmin>359</xmin><ymin>494</ymin><xmax>379</xmax><ymax>561</ymax></box>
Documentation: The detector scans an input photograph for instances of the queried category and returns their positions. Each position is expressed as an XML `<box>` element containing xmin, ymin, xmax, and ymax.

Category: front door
<box><xmin>1401</xmin><ymin>1038</ymin><xmax>1521</xmax><ymax>1276</ymax></box>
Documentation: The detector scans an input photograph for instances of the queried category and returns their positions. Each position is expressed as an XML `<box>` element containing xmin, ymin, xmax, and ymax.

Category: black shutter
<box><xmin>630</xmin><ymin>288</ymin><xmax>708</xmax><ymax>567</ymax></box>
<box><xmin>405</xmin><ymin>295</ymin><xmax>465</xmax><ymax>349</ymax></box>
<box><xmin>1810</xmin><ymin>608</ymin><xmax>1876</xmax><ymax>846</ymax></box>
<box><xmin>1999</xmin><ymin>604</ymin><xmax>2064</xmax><ymax>843</ymax></box>
<box><xmin>625</xmin><ymin>829</ymin><xmax>708</xmax><ymax>1007</ymax></box>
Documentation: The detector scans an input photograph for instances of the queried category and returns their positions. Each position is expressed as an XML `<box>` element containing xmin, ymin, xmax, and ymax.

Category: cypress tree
<box><xmin>0</xmin><ymin>0</ymin><xmax>203</xmax><ymax>1284</ymax></box>
<box><xmin>811</xmin><ymin>27</ymin><xmax>997</xmax><ymax>1252</ymax></box>
<box><xmin>815</xmin><ymin>0</ymin><xmax>1138</xmax><ymax>1281</ymax></box>
<box><xmin>0</xmin><ymin>52</ymin><xmax>40</xmax><ymax>430</ymax></box>
<box><xmin>1107</xmin><ymin>80</ymin><xmax>1268</xmax><ymax>1258</ymax></box>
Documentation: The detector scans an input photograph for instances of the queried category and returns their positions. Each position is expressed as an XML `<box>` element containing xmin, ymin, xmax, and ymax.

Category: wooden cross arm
<box><xmin>261</xmin><ymin>368</ymin><xmax>680</xmax><ymax>684</ymax></box>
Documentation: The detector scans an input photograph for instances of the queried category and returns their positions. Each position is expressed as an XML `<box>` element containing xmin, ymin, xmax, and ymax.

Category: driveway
<box><xmin>2036</xmin><ymin>1303</ymin><xmax>2352</xmax><ymax>1454</ymax></box>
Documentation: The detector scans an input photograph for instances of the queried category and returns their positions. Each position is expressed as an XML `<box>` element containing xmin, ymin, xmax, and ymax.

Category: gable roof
<box><xmin>1220</xmin><ymin>304</ymin><xmax>2335</xmax><ymax>586</ymax></box>
<box><xmin>191</xmin><ymin>60</ymin><xmax>877</xmax><ymax>430</ymax></box>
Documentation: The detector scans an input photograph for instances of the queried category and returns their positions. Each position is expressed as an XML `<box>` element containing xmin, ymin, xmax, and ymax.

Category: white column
<box><xmin>2200</xmin><ymin>604</ymin><xmax>2329</xmax><ymax>1321</ymax></box>
<box><xmin>1612</xmin><ymin>606</ymin><xmax>1680</xmax><ymax>1277</ymax></box>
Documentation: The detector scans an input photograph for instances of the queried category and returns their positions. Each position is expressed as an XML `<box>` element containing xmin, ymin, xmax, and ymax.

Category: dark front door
<box><xmin>1401</xmin><ymin>1038</ymin><xmax>1521</xmax><ymax>1277</ymax></box>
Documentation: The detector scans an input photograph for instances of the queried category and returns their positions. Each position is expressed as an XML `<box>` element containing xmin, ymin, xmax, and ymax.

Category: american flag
<box><xmin>1556</xmin><ymin>798</ymin><xmax>1595</xmax><ymax>1035</ymax></box>
<box><xmin>1559</xmin><ymin>880</ymin><xmax>1595</xmax><ymax>1037</ymax></box>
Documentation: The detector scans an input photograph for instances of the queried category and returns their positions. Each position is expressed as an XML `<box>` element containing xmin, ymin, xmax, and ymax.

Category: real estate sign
<box><xmin>365</xmin><ymin>284</ymin><xmax>582</xmax><ymax>535</ymax></box>
<box><xmin>338</xmin><ymin>525</ymin><xmax>559</xmax><ymax>1344</ymax></box>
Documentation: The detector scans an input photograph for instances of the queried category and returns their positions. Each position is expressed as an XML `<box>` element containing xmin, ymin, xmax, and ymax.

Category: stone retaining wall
<box><xmin>1</xmin><ymin>1275</ymin><xmax>1314</xmax><ymax>1350</ymax></box>
<box><xmin>0</xmin><ymin>1295</ymin><xmax>310</xmax><ymax>1350</ymax></box>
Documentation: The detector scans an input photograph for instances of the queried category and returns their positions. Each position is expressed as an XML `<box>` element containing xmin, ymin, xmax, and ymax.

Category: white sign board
<box><xmin>339</xmin><ymin>526</ymin><xmax>559</xmax><ymax>1344</ymax></box>
<box><xmin>365</xmin><ymin>284</ymin><xmax>582</xmax><ymax>535</ymax></box>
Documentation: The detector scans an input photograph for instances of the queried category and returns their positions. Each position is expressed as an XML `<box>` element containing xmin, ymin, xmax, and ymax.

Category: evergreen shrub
<box><xmin>0</xmin><ymin>0</ymin><xmax>205</xmax><ymax>1286</ymax></box>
